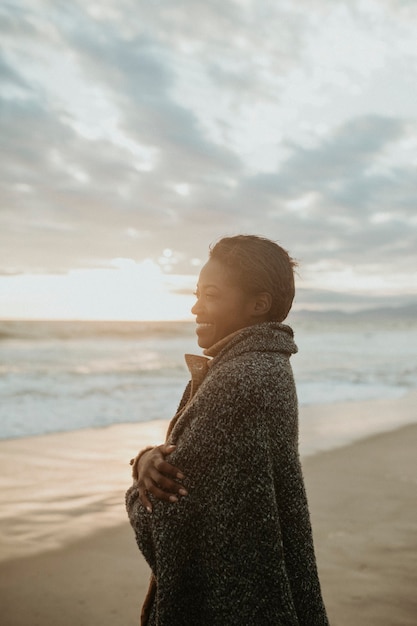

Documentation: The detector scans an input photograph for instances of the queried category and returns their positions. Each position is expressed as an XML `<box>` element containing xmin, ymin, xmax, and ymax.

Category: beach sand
<box><xmin>0</xmin><ymin>395</ymin><xmax>416</xmax><ymax>625</ymax></box>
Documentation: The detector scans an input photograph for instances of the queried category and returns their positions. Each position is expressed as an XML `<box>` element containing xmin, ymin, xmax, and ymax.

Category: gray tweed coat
<box><xmin>126</xmin><ymin>322</ymin><xmax>329</xmax><ymax>625</ymax></box>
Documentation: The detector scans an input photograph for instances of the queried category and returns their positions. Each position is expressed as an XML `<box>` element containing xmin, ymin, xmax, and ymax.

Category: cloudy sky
<box><xmin>1</xmin><ymin>0</ymin><xmax>416</xmax><ymax>320</ymax></box>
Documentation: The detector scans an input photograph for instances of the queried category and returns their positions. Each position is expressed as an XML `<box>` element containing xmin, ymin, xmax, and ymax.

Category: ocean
<box><xmin>1</xmin><ymin>315</ymin><xmax>416</xmax><ymax>441</ymax></box>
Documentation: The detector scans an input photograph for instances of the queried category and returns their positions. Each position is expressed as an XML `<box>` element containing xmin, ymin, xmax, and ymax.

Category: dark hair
<box><xmin>209</xmin><ymin>235</ymin><xmax>297</xmax><ymax>322</ymax></box>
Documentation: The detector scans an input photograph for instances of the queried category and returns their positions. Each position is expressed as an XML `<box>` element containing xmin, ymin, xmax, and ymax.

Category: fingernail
<box><xmin>179</xmin><ymin>489</ymin><xmax>188</xmax><ymax>496</ymax></box>
<box><xmin>177</xmin><ymin>472</ymin><xmax>185</xmax><ymax>479</ymax></box>
<box><xmin>169</xmin><ymin>495</ymin><xmax>178</xmax><ymax>503</ymax></box>
<box><xmin>146</xmin><ymin>506</ymin><xmax>152</xmax><ymax>513</ymax></box>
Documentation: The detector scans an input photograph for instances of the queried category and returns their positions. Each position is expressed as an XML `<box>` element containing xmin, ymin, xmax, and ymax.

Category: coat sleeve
<box><xmin>126</xmin><ymin>357</ymin><xmax>328</xmax><ymax>626</ymax></box>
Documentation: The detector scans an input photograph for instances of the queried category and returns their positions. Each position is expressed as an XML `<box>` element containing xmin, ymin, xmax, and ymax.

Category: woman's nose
<box><xmin>191</xmin><ymin>298</ymin><xmax>202</xmax><ymax>315</ymax></box>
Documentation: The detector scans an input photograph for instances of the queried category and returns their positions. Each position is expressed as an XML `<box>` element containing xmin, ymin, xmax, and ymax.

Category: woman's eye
<box><xmin>193</xmin><ymin>290</ymin><xmax>218</xmax><ymax>300</ymax></box>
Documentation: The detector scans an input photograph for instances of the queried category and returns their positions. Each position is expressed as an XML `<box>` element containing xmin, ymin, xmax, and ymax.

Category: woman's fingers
<box><xmin>159</xmin><ymin>443</ymin><xmax>176</xmax><ymax>455</ymax></box>
<box><xmin>155</xmin><ymin>459</ymin><xmax>185</xmax><ymax>480</ymax></box>
<box><xmin>134</xmin><ymin>442</ymin><xmax>188</xmax><ymax>509</ymax></box>
<box><xmin>138</xmin><ymin>479</ymin><xmax>186</xmax><ymax>511</ymax></box>
<box><xmin>148</xmin><ymin>468</ymin><xmax>188</xmax><ymax>496</ymax></box>
<box><xmin>138</xmin><ymin>485</ymin><xmax>153</xmax><ymax>513</ymax></box>
<box><xmin>152</xmin><ymin>444</ymin><xmax>187</xmax><ymax>482</ymax></box>
<box><xmin>138</xmin><ymin>482</ymin><xmax>179</xmax><ymax>511</ymax></box>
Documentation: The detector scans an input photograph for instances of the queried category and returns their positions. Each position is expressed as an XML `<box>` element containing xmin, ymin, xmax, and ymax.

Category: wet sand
<box><xmin>0</xmin><ymin>395</ymin><xmax>416</xmax><ymax>625</ymax></box>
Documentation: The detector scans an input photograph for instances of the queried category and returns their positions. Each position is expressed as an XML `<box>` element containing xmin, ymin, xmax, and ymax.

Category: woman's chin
<box><xmin>196</xmin><ymin>335</ymin><xmax>211</xmax><ymax>349</ymax></box>
<box><xmin>195</xmin><ymin>326</ymin><xmax>215</xmax><ymax>349</ymax></box>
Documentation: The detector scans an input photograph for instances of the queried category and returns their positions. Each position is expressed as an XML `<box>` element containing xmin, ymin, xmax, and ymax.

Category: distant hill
<box><xmin>290</xmin><ymin>302</ymin><xmax>417</xmax><ymax>322</ymax></box>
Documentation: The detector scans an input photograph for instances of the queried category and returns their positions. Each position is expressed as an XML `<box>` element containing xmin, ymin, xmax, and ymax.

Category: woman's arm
<box><xmin>128</xmin><ymin>381</ymin><xmax>193</xmax><ymax>511</ymax></box>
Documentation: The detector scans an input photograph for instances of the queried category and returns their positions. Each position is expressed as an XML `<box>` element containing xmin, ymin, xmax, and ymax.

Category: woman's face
<box><xmin>191</xmin><ymin>258</ymin><xmax>257</xmax><ymax>349</ymax></box>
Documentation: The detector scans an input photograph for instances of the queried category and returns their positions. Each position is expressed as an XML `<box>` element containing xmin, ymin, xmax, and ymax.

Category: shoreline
<box><xmin>1</xmin><ymin>419</ymin><xmax>416</xmax><ymax>624</ymax></box>
<box><xmin>1</xmin><ymin>387</ymin><xmax>416</xmax><ymax>447</ymax></box>
<box><xmin>0</xmin><ymin>391</ymin><xmax>416</xmax><ymax>564</ymax></box>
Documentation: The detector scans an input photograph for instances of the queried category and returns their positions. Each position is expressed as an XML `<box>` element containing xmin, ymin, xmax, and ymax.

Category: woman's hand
<box><xmin>131</xmin><ymin>444</ymin><xmax>188</xmax><ymax>513</ymax></box>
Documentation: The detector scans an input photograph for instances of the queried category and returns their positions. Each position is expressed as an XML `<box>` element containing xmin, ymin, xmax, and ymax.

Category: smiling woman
<box><xmin>0</xmin><ymin>259</ymin><xmax>196</xmax><ymax>322</ymax></box>
<box><xmin>126</xmin><ymin>235</ymin><xmax>329</xmax><ymax>626</ymax></box>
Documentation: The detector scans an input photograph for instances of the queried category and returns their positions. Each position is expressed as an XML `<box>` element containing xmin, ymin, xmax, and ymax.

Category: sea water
<box><xmin>0</xmin><ymin>316</ymin><xmax>416</xmax><ymax>440</ymax></box>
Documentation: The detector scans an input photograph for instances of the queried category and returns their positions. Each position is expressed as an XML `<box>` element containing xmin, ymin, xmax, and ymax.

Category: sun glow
<box><xmin>0</xmin><ymin>259</ymin><xmax>197</xmax><ymax>321</ymax></box>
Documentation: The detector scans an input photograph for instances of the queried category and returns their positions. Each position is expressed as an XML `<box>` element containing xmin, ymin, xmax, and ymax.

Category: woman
<box><xmin>126</xmin><ymin>235</ymin><xmax>329</xmax><ymax>625</ymax></box>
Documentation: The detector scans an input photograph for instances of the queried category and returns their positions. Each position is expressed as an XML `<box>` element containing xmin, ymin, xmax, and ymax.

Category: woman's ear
<box><xmin>252</xmin><ymin>292</ymin><xmax>272</xmax><ymax>318</ymax></box>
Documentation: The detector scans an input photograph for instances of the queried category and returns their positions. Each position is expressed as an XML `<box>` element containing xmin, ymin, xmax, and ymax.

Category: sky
<box><xmin>1</xmin><ymin>0</ymin><xmax>417</xmax><ymax>320</ymax></box>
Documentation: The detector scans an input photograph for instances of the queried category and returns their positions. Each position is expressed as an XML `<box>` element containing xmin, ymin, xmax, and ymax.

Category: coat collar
<box><xmin>184</xmin><ymin>322</ymin><xmax>296</xmax><ymax>398</ymax></box>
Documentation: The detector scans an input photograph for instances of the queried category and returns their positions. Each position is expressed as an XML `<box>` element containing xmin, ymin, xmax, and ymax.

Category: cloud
<box><xmin>236</xmin><ymin>114</ymin><xmax>417</xmax><ymax>267</ymax></box>
<box><xmin>247</xmin><ymin>115</ymin><xmax>406</xmax><ymax>196</ymax></box>
<box><xmin>0</xmin><ymin>0</ymin><xmax>416</xmax><ymax>311</ymax></box>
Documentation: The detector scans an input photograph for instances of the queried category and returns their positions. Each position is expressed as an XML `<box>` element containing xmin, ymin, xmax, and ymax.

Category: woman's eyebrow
<box><xmin>199</xmin><ymin>283</ymin><xmax>220</xmax><ymax>291</ymax></box>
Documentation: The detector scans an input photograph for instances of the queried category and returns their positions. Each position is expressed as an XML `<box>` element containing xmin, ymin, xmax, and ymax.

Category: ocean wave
<box><xmin>1</xmin><ymin>317</ymin><xmax>417</xmax><ymax>440</ymax></box>
<box><xmin>297</xmin><ymin>381</ymin><xmax>408</xmax><ymax>406</ymax></box>
<box><xmin>0</xmin><ymin>361</ymin><xmax>188</xmax><ymax>378</ymax></box>
<box><xmin>0</xmin><ymin>320</ymin><xmax>195</xmax><ymax>341</ymax></box>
